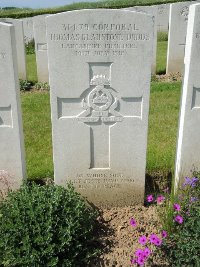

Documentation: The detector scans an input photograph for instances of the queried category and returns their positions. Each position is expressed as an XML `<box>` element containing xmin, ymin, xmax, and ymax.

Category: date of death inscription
<box><xmin>68</xmin><ymin>173</ymin><xmax>135</xmax><ymax>189</ymax></box>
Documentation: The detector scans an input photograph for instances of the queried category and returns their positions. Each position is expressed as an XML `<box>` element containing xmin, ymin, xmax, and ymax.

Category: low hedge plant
<box><xmin>0</xmin><ymin>183</ymin><xmax>98</xmax><ymax>267</ymax></box>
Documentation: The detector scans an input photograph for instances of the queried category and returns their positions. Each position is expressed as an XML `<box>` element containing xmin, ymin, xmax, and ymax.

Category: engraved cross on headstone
<box><xmin>179</xmin><ymin>36</ymin><xmax>187</xmax><ymax>54</ymax></box>
<box><xmin>57</xmin><ymin>63</ymin><xmax>143</xmax><ymax>169</ymax></box>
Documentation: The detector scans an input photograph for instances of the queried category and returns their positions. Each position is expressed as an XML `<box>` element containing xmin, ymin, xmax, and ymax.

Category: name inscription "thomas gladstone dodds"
<box><xmin>49</xmin><ymin>23</ymin><xmax>150</xmax><ymax>56</ymax></box>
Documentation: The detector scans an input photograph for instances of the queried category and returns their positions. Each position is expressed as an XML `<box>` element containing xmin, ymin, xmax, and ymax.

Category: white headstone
<box><xmin>155</xmin><ymin>4</ymin><xmax>170</xmax><ymax>32</ymax></box>
<box><xmin>175</xmin><ymin>3</ymin><xmax>200</xmax><ymax>186</ymax></box>
<box><xmin>167</xmin><ymin>2</ymin><xmax>193</xmax><ymax>74</ymax></box>
<box><xmin>123</xmin><ymin>6</ymin><xmax>157</xmax><ymax>74</ymax></box>
<box><xmin>22</xmin><ymin>17</ymin><xmax>34</xmax><ymax>44</ymax></box>
<box><xmin>33</xmin><ymin>14</ymin><xmax>49</xmax><ymax>83</ymax></box>
<box><xmin>0</xmin><ymin>22</ymin><xmax>26</xmax><ymax>190</ymax></box>
<box><xmin>46</xmin><ymin>9</ymin><xmax>154</xmax><ymax>207</ymax></box>
<box><xmin>0</xmin><ymin>18</ymin><xmax>27</xmax><ymax>80</ymax></box>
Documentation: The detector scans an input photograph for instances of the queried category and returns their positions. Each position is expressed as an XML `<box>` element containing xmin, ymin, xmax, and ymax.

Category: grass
<box><xmin>21</xmin><ymin>92</ymin><xmax>53</xmax><ymax>179</ymax></box>
<box><xmin>26</xmin><ymin>53</ymin><xmax>37</xmax><ymax>82</ymax></box>
<box><xmin>156</xmin><ymin>41</ymin><xmax>168</xmax><ymax>74</ymax></box>
<box><xmin>147</xmin><ymin>82</ymin><xmax>181</xmax><ymax>174</ymax></box>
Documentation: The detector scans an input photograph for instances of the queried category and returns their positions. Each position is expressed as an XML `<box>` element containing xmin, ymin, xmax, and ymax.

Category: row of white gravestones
<box><xmin>33</xmin><ymin>15</ymin><xmax>49</xmax><ymax>83</ymax></box>
<box><xmin>175</xmin><ymin>3</ymin><xmax>200</xmax><ymax>187</ymax></box>
<box><xmin>31</xmin><ymin>1</ymin><xmax>198</xmax><ymax>84</ymax></box>
<box><xmin>0</xmin><ymin>22</ymin><xmax>26</xmax><ymax>191</ymax></box>
<box><xmin>46</xmin><ymin>9</ymin><xmax>154</xmax><ymax>207</ymax></box>
<box><xmin>33</xmin><ymin>7</ymin><xmax>158</xmax><ymax>83</ymax></box>
<box><xmin>166</xmin><ymin>1</ymin><xmax>200</xmax><ymax>74</ymax></box>
<box><xmin>0</xmin><ymin>18</ymin><xmax>27</xmax><ymax>80</ymax></box>
<box><xmin>1</xmin><ymin>7</ymin><xmax>200</xmax><ymax>207</ymax></box>
<box><xmin>123</xmin><ymin>6</ymin><xmax>157</xmax><ymax>74</ymax></box>
<box><xmin>22</xmin><ymin>17</ymin><xmax>34</xmax><ymax>44</ymax></box>
<box><xmin>154</xmin><ymin>4</ymin><xmax>170</xmax><ymax>32</ymax></box>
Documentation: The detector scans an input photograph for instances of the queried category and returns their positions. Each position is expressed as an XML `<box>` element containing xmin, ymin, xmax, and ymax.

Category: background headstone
<box><xmin>33</xmin><ymin>14</ymin><xmax>49</xmax><ymax>83</ymax></box>
<box><xmin>123</xmin><ymin>6</ymin><xmax>157</xmax><ymax>74</ymax></box>
<box><xmin>0</xmin><ymin>22</ymin><xmax>26</xmax><ymax>190</ymax></box>
<box><xmin>46</xmin><ymin>9</ymin><xmax>154</xmax><ymax>207</ymax></box>
<box><xmin>0</xmin><ymin>18</ymin><xmax>27</xmax><ymax>80</ymax></box>
<box><xmin>175</xmin><ymin>3</ymin><xmax>200</xmax><ymax>186</ymax></box>
<box><xmin>22</xmin><ymin>17</ymin><xmax>34</xmax><ymax>44</ymax></box>
<box><xmin>154</xmin><ymin>4</ymin><xmax>170</xmax><ymax>32</ymax></box>
<box><xmin>167</xmin><ymin>1</ymin><xmax>193</xmax><ymax>74</ymax></box>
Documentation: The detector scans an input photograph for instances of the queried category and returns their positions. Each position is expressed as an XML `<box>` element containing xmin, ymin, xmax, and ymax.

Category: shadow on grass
<box><xmin>156</xmin><ymin>69</ymin><xmax>166</xmax><ymax>75</ymax></box>
<box><xmin>145</xmin><ymin>171</ymin><xmax>172</xmax><ymax>196</ymax></box>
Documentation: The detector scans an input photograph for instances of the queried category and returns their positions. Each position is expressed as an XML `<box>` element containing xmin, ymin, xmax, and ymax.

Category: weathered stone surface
<box><xmin>154</xmin><ymin>4</ymin><xmax>170</xmax><ymax>32</ymax></box>
<box><xmin>167</xmin><ymin>1</ymin><xmax>193</xmax><ymax>74</ymax></box>
<box><xmin>46</xmin><ymin>9</ymin><xmax>154</xmax><ymax>207</ymax></box>
<box><xmin>123</xmin><ymin>6</ymin><xmax>157</xmax><ymax>74</ymax></box>
<box><xmin>0</xmin><ymin>22</ymin><xmax>26</xmax><ymax>190</ymax></box>
<box><xmin>33</xmin><ymin>14</ymin><xmax>49</xmax><ymax>83</ymax></box>
<box><xmin>175</xmin><ymin>4</ymin><xmax>200</xmax><ymax>186</ymax></box>
<box><xmin>22</xmin><ymin>17</ymin><xmax>34</xmax><ymax>43</ymax></box>
<box><xmin>0</xmin><ymin>18</ymin><xmax>27</xmax><ymax>80</ymax></box>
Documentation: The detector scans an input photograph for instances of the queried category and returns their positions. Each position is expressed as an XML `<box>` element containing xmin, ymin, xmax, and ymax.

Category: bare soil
<box><xmin>90</xmin><ymin>205</ymin><xmax>169</xmax><ymax>267</ymax></box>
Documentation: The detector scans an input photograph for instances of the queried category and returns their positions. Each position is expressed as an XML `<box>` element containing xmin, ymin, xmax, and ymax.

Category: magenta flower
<box><xmin>149</xmin><ymin>233</ymin><xmax>158</xmax><ymax>244</ymax></box>
<box><xmin>139</xmin><ymin>235</ymin><xmax>147</xmax><ymax>245</ymax></box>
<box><xmin>173</xmin><ymin>203</ymin><xmax>181</xmax><ymax>211</ymax></box>
<box><xmin>130</xmin><ymin>218</ymin><xmax>137</xmax><ymax>227</ymax></box>
<box><xmin>147</xmin><ymin>194</ymin><xmax>154</xmax><ymax>202</ymax></box>
<box><xmin>149</xmin><ymin>234</ymin><xmax>162</xmax><ymax>246</ymax></box>
<box><xmin>156</xmin><ymin>195</ymin><xmax>165</xmax><ymax>204</ymax></box>
<box><xmin>130</xmin><ymin>257</ymin><xmax>136</xmax><ymax>264</ymax></box>
<box><xmin>175</xmin><ymin>215</ymin><xmax>184</xmax><ymax>224</ymax></box>
<box><xmin>135</xmin><ymin>249</ymin><xmax>144</xmax><ymax>258</ymax></box>
<box><xmin>136</xmin><ymin>257</ymin><xmax>145</xmax><ymax>266</ymax></box>
<box><xmin>154</xmin><ymin>237</ymin><xmax>162</xmax><ymax>246</ymax></box>
<box><xmin>143</xmin><ymin>247</ymin><xmax>151</xmax><ymax>257</ymax></box>
<box><xmin>161</xmin><ymin>230</ymin><xmax>168</xmax><ymax>238</ymax></box>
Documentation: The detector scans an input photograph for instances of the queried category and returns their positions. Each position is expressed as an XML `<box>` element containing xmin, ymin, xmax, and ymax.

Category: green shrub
<box><xmin>0</xmin><ymin>183</ymin><xmax>98</xmax><ymax>267</ymax></box>
<box><xmin>19</xmin><ymin>79</ymin><xmax>33</xmax><ymax>90</ymax></box>
<box><xmin>26</xmin><ymin>39</ymin><xmax>35</xmax><ymax>55</ymax></box>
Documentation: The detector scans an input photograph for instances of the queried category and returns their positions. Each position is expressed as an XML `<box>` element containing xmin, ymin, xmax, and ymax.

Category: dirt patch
<box><xmin>90</xmin><ymin>205</ymin><xmax>169</xmax><ymax>267</ymax></box>
<box><xmin>152</xmin><ymin>72</ymin><xmax>182</xmax><ymax>83</ymax></box>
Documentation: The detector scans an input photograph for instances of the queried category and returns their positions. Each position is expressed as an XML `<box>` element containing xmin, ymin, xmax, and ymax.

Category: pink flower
<box><xmin>130</xmin><ymin>257</ymin><xmax>136</xmax><ymax>264</ymax></box>
<box><xmin>154</xmin><ymin>237</ymin><xmax>162</xmax><ymax>246</ymax></box>
<box><xmin>143</xmin><ymin>247</ymin><xmax>151</xmax><ymax>257</ymax></box>
<box><xmin>135</xmin><ymin>249</ymin><xmax>144</xmax><ymax>258</ymax></box>
<box><xmin>139</xmin><ymin>236</ymin><xmax>147</xmax><ymax>245</ymax></box>
<box><xmin>149</xmin><ymin>234</ymin><xmax>162</xmax><ymax>246</ymax></box>
<box><xmin>161</xmin><ymin>230</ymin><xmax>168</xmax><ymax>238</ymax></box>
<box><xmin>149</xmin><ymin>233</ymin><xmax>158</xmax><ymax>244</ymax></box>
<box><xmin>173</xmin><ymin>203</ymin><xmax>181</xmax><ymax>211</ymax></box>
<box><xmin>175</xmin><ymin>215</ymin><xmax>184</xmax><ymax>224</ymax></box>
<box><xmin>147</xmin><ymin>194</ymin><xmax>154</xmax><ymax>202</ymax></box>
<box><xmin>136</xmin><ymin>256</ymin><xmax>145</xmax><ymax>266</ymax></box>
<box><xmin>130</xmin><ymin>218</ymin><xmax>137</xmax><ymax>227</ymax></box>
<box><xmin>156</xmin><ymin>195</ymin><xmax>165</xmax><ymax>204</ymax></box>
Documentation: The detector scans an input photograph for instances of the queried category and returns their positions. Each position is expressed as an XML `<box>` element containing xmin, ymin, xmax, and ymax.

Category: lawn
<box><xmin>22</xmin><ymin>36</ymin><xmax>181</xmax><ymax>180</ymax></box>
